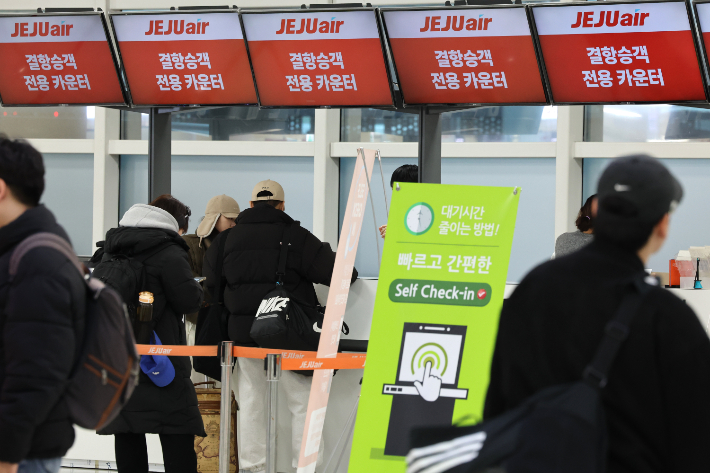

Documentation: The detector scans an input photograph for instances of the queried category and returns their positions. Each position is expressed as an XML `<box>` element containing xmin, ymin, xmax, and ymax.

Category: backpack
<box><xmin>406</xmin><ymin>276</ymin><xmax>653</xmax><ymax>473</ymax></box>
<box><xmin>9</xmin><ymin>232</ymin><xmax>139</xmax><ymax>431</ymax></box>
<box><xmin>92</xmin><ymin>243</ymin><xmax>169</xmax><ymax>333</ymax></box>
<box><xmin>249</xmin><ymin>224</ymin><xmax>348</xmax><ymax>372</ymax></box>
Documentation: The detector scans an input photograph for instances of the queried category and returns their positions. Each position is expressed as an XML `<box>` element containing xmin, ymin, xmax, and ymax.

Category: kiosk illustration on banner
<box><xmin>110</xmin><ymin>10</ymin><xmax>257</xmax><ymax>106</ymax></box>
<box><xmin>381</xmin><ymin>5</ymin><xmax>548</xmax><ymax>106</ymax></box>
<box><xmin>530</xmin><ymin>1</ymin><xmax>709</xmax><ymax>104</ymax></box>
<box><xmin>0</xmin><ymin>11</ymin><xmax>125</xmax><ymax>106</ymax></box>
<box><xmin>382</xmin><ymin>323</ymin><xmax>468</xmax><ymax>457</ymax></box>
<box><xmin>241</xmin><ymin>8</ymin><xmax>394</xmax><ymax>107</ymax></box>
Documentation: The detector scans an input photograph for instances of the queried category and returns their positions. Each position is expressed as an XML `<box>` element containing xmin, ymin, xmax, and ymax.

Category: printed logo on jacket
<box><xmin>532</xmin><ymin>2</ymin><xmax>706</xmax><ymax>103</ymax></box>
<box><xmin>383</xmin><ymin>8</ymin><xmax>546</xmax><ymax>105</ymax></box>
<box><xmin>111</xmin><ymin>12</ymin><xmax>257</xmax><ymax>105</ymax></box>
<box><xmin>0</xmin><ymin>15</ymin><xmax>124</xmax><ymax>105</ymax></box>
<box><xmin>242</xmin><ymin>10</ymin><xmax>392</xmax><ymax>107</ymax></box>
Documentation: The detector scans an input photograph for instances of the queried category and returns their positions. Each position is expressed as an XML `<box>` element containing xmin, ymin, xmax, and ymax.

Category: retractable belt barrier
<box><xmin>134</xmin><ymin>344</ymin><xmax>367</xmax><ymax>370</ymax></box>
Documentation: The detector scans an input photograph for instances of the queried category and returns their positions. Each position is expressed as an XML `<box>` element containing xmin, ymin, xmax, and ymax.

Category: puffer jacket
<box><xmin>0</xmin><ymin>205</ymin><xmax>86</xmax><ymax>463</ymax></box>
<box><xmin>203</xmin><ymin>205</ymin><xmax>357</xmax><ymax>347</ymax></box>
<box><xmin>95</xmin><ymin>204</ymin><xmax>205</xmax><ymax>436</ymax></box>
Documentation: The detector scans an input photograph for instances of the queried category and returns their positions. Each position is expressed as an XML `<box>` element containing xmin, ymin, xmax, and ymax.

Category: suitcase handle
<box><xmin>194</xmin><ymin>381</ymin><xmax>217</xmax><ymax>389</ymax></box>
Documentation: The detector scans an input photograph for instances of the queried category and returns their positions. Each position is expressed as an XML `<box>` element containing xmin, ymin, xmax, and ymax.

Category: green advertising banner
<box><xmin>349</xmin><ymin>183</ymin><xmax>520</xmax><ymax>471</ymax></box>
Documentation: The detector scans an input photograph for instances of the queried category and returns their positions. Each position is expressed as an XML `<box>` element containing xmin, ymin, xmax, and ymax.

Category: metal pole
<box><xmin>265</xmin><ymin>354</ymin><xmax>281</xmax><ymax>473</ymax></box>
<box><xmin>148</xmin><ymin>108</ymin><xmax>172</xmax><ymax>201</ymax></box>
<box><xmin>418</xmin><ymin>107</ymin><xmax>442</xmax><ymax>184</ymax></box>
<box><xmin>218</xmin><ymin>341</ymin><xmax>234</xmax><ymax>473</ymax></box>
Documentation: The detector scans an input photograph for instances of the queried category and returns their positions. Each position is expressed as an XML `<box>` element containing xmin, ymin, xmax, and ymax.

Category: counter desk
<box><xmin>63</xmin><ymin>280</ymin><xmax>710</xmax><ymax>472</ymax></box>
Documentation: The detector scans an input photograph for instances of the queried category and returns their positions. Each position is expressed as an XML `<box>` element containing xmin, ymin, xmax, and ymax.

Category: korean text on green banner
<box><xmin>349</xmin><ymin>183</ymin><xmax>520</xmax><ymax>471</ymax></box>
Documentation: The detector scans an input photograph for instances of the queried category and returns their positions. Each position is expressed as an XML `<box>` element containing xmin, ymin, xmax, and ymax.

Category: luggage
<box><xmin>9</xmin><ymin>232</ymin><xmax>139</xmax><ymax>431</ymax></box>
<box><xmin>194</xmin><ymin>382</ymin><xmax>239</xmax><ymax>473</ymax></box>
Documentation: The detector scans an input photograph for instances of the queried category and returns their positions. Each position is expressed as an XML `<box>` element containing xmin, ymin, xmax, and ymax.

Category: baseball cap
<box><xmin>196</xmin><ymin>194</ymin><xmax>240</xmax><ymax>238</ymax></box>
<box><xmin>251</xmin><ymin>179</ymin><xmax>285</xmax><ymax>202</ymax></box>
<box><xmin>140</xmin><ymin>332</ymin><xmax>175</xmax><ymax>388</ymax></box>
<box><xmin>595</xmin><ymin>155</ymin><xmax>683</xmax><ymax>246</ymax></box>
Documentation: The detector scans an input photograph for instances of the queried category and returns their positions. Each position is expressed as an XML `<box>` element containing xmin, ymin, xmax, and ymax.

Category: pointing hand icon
<box><xmin>414</xmin><ymin>361</ymin><xmax>442</xmax><ymax>402</ymax></box>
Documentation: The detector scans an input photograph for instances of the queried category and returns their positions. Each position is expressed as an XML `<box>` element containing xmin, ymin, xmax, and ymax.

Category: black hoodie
<box><xmin>0</xmin><ymin>205</ymin><xmax>86</xmax><ymax>463</ymax></box>
<box><xmin>94</xmin><ymin>219</ymin><xmax>205</xmax><ymax>437</ymax></box>
<box><xmin>485</xmin><ymin>240</ymin><xmax>710</xmax><ymax>472</ymax></box>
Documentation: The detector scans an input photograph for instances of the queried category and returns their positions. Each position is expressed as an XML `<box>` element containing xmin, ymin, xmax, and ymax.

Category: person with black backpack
<box><xmin>93</xmin><ymin>194</ymin><xmax>205</xmax><ymax>473</ymax></box>
<box><xmin>203</xmin><ymin>179</ymin><xmax>358</xmax><ymax>472</ymax></box>
<box><xmin>0</xmin><ymin>137</ymin><xmax>87</xmax><ymax>473</ymax></box>
<box><xmin>407</xmin><ymin>156</ymin><xmax>710</xmax><ymax>473</ymax></box>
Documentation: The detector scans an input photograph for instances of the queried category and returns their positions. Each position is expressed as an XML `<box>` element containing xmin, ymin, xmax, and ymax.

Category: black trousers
<box><xmin>114</xmin><ymin>432</ymin><xmax>197</xmax><ymax>473</ymax></box>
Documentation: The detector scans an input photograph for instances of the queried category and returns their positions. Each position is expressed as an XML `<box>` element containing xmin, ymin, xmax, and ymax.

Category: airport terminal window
<box><xmin>120</xmin><ymin>107</ymin><xmax>315</xmax><ymax>141</ymax></box>
<box><xmin>584</xmin><ymin>105</ymin><xmax>710</xmax><ymax>142</ymax></box>
<box><xmin>341</xmin><ymin>106</ymin><xmax>557</xmax><ymax>143</ymax></box>
<box><xmin>340</xmin><ymin>157</ymin><xmax>556</xmax><ymax>282</ymax></box>
<box><xmin>0</xmin><ymin>105</ymin><xmax>95</xmax><ymax>139</ymax></box>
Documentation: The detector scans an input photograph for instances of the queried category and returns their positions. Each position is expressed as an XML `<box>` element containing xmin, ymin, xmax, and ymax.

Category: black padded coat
<box><xmin>203</xmin><ymin>205</ymin><xmax>357</xmax><ymax>347</ymax></box>
<box><xmin>0</xmin><ymin>205</ymin><xmax>86</xmax><ymax>463</ymax></box>
<box><xmin>95</xmin><ymin>226</ymin><xmax>205</xmax><ymax>436</ymax></box>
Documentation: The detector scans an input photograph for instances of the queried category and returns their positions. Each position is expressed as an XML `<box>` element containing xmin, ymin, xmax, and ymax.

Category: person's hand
<box><xmin>0</xmin><ymin>461</ymin><xmax>18</xmax><ymax>473</ymax></box>
<box><xmin>414</xmin><ymin>361</ymin><xmax>442</xmax><ymax>402</ymax></box>
<box><xmin>379</xmin><ymin>224</ymin><xmax>387</xmax><ymax>239</ymax></box>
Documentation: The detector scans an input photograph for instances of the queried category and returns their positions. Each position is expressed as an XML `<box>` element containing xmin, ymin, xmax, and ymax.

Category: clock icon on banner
<box><xmin>405</xmin><ymin>203</ymin><xmax>434</xmax><ymax>236</ymax></box>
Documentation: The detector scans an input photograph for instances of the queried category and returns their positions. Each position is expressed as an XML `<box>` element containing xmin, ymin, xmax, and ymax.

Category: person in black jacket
<box><xmin>0</xmin><ymin>137</ymin><xmax>86</xmax><ymax>473</ymax></box>
<box><xmin>203</xmin><ymin>179</ymin><xmax>357</xmax><ymax>472</ymax></box>
<box><xmin>95</xmin><ymin>195</ymin><xmax>205</xmax><ymax>473</ymax></box>
<box><xmin>485</xmin><ymin>155</ymin><xmax>710</xmax><ymax>472</ymax></box>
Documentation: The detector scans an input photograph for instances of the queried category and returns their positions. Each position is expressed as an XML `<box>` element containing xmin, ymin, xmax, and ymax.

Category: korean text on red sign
<box><xmin>531</xmin><ymin>2</ymin><xmax>706</xmax><ymax>104</ymax></box>
<box><xmin>0</xmin><ymin>14</ymin><xmax>124</xmax><ymax>105</ymax></box>
<box><xmin>383</xmin><ymin>8</ymin><xmax>546</xmax><ymax>105</ymax></box>
<box><xmin>111</xmin><ymin>12</ymin><xmax>257</xmax><ymax>106</ymax></box>
<box><xmin>242</xmin><ymin>10</ymin><xmax>393</xmax><ymax>107</ymax></box>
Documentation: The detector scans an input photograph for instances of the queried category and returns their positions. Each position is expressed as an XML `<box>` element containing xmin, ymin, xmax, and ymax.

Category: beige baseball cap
<box><xmin>196</xmin><ymin>194</ymin><xmax>240</xmax><ymax>238</ymax></box>
<box><xmin>251</xmin><ymin>179</ymin><xmax>285</xmax><ymax>202</ymax></box>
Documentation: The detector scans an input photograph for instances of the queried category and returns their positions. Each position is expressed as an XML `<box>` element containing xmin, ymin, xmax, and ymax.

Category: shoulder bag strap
<box><xmin>214</xmin><ymin>229</ymin><xmax>230</xmax><ymax>305</ymax></box>
<box><xmin>9</xmin><ymin>232</ymin><xmax>84</xmax><ymax>281</ymax></box>
<box><xmin>583</xmin><ymin>275</ymin><xmax>653</xmax><ymax>389</ymax></box>
<box><xmin>276</xmin><ymin>224</ymin><xmax>292</xmax><ymax>286</ymax></box>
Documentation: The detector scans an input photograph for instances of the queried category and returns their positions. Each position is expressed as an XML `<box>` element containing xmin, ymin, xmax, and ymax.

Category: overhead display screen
<box><xmin>692</xmin><ymin>1</ymin><xmax>710</xmax><ymax>88</ymax></box>
<box><xmin>531</xmin><ymin>1</ymin><xmax>707</xmax><ymax>104</ymax></box>
<box><xmin>382</xmin><ymin>7</ymin><xmax>547</xmax><ymax>105</ymax></box>
<box><xmin>242</xmin><ymin>9</ymin><xmax>393</xmax><ymax>107</ymax></box>
<box><xmin>0</xmin><ymin>13</ymin><xmax>125</xmax><ymax>105</ymax></box>
<box><xmin>111</xmin><ymin>12</ymin><xmax>257</xmax><ymax>106</ymax></box>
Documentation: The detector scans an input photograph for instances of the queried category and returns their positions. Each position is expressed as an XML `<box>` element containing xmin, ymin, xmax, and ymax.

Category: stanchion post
<box><xmin>218</xmin><ymin>341</ymin><xmax>234</xmax><ymax>473</ymax></box>
<box><xmin>265</xmin><ymin>354</ymin><xmax>281</xmax><ymax>473</ymax></box>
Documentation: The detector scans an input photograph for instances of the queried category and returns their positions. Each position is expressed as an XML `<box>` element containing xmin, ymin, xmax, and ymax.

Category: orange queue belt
<box><xmin>135</xmin><ymin>344</ymin><xmax>367</xmax><ymax>370</ymax></box>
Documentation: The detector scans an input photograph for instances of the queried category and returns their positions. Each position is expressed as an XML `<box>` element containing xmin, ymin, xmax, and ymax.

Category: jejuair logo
<box><xmin>419</xmin><ymin>14</ymin><xmax>492</xmax><ymax>32</ymax></box>
<box><xmin>276</xmin><ymin>16</ymin><xmax>344</xmax><ymax>34</ymax></box>
<box><xmin>11</xmin><ymin>20</ymin><xmax>73</xmax><ymax>37</ymax></box>
<box><xmin>571</xmin><ymin>8</ymin><xmax>649</xmax><ymax>28</ymax></box>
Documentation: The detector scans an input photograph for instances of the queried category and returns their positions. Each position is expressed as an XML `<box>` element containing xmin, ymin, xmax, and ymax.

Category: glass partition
<box><xmin>341</xmin><ymin>106</ymin><xmax>557</xmax><ymax>143</ymax></box>
<box><xmin>0</xmin><ymin>105</ymin><xmax>94</xmax><ymax>139</ymax></box>
<box><xmin>584</xmin><ymin>105</ymin><xmax>710</xmax><ymax>142</ymax></box>
<box><xmin>120</xmin><ymin>107</ymin><xmax>315</xmax><ymax>142</ymax></box>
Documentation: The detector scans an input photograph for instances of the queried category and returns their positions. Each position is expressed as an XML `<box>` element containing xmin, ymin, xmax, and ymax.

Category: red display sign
<box><xmin>0</xmin><ymin>14</ymin><xmax>124</xmax><ymax>105</ymax></box>
<box><xmin>242</xmin><ymin>10</ymin><xmax>393</xmax><ymax>107</ymax></box>
<box><xmin>532</xmin><ymin>2</ymin><xmax>707</xmax><ymax>104</ymax></box>
<box><xmin>111</xmin><ymin>12</ymin><xmax>257</xmax><ymax>106</ymax></box>
<box><xmin>383</xmin><ymin>7</ymin><xmax>546</xmax><ymax>105</ymax></box>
